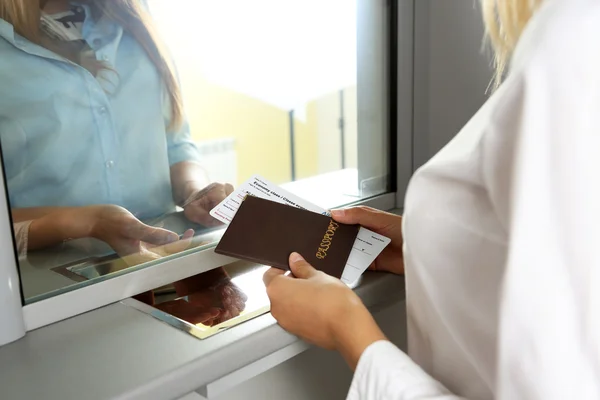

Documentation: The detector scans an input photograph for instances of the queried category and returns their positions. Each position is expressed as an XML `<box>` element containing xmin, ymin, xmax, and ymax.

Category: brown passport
<box><xmin>215</xmin><ymin>196</ymin><xmax>359</xmax><ymax>278</ymax></box>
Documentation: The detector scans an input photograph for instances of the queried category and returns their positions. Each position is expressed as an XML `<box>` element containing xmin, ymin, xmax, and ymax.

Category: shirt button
<box><xmin>102</xmin><ymin>55</ymin><xmax>109</xmax><ymax>61</ymax></box>
<box><xmin>106</xmin><ymin>160</ymin><xmax>115</xmax><ymax>169</ymax></box>
<box><xmin>99</xmin><ymin>106</ymin><xmax>107</xmax><ymax>114</ymax></box>
<box><xmin>93</xmin><ymin>38</ymin><xmax>102</xmax><ymax>47</ymax></box>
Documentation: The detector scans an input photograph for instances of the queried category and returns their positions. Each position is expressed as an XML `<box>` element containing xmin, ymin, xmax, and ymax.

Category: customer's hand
<box><xmin>263</xmin><ymin>253</ymin><xmax>386</xmax><ymax>369</ymax></box>
<box><xmin>182</xmin><ymin>281</ymin><xmax>248</xmax><ymax>326</ymax></box>
<box><xmin>183</xmin><ymin>183</ymin><xmax>234</xmax><ymax>227</ymax></box>
<box><xmin>176</xmin><ymin>270</ymin><xmax>248</xmax><ymax>325</ymax></box>
<box><xmin>154</xmin><ymin>298</ymin><xmax>222</xmax><ymax>326</ymax></box>
<box><xmin>331</xmin><ymin>206</ymin><xmax>404</xmax><ymax>275</ymax></box>
<box><xmin>211</xmin><ymin>280</ymin><xmax>248</xmax><ymax>324</ymax></box>
<box><xmin>83</xmin><ymin>205</ymin><xmax>193</xmax><ymax>265</ymax></box>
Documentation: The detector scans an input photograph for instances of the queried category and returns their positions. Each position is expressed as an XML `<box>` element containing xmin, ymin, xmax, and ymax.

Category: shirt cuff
<box><xmin>348</xmin><ymin>340</ymin><xmax>456</xmax><ymax>400</ymax></box>
<box><xmin>352</xmin><ymin>340</ymin><xmax>415</xmax><ymax>386</ymax></box>
<box><xmin>13</xmin><ymin>220</ymin><xmax>33</xmax><ymax>260</ymax></box>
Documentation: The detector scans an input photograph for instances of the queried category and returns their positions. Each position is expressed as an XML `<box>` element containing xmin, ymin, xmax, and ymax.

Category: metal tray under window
<box><xmin>122</xmin><ymin>262</ymin><xmax>271</xmax><ymax>340</ymax></box>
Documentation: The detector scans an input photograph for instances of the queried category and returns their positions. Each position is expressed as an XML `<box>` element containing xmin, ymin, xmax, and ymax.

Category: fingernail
<box><xmin>164</xmin><ymin>233</ymin><xmax>178</xmax><ymax>243</ymax></box>
<box><xmin>289</xmin><ymin>252</ymin><xmax>304</xmax><ymax>263</ymax></box>
<box><xmin>331</xmin><ymin>209</ymin><xmax>345</xmax><ymax>217</ymax></box>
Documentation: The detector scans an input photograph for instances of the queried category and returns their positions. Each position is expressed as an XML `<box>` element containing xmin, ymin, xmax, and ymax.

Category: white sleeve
<box><xmin>347</xmin><ymin>341</ymin><xmax>465</xmax><ymax>400</ymax></box>
<box><xmin>480</xmin><ymin>27</ymin><xmax>600</xmax><ymax>399</ymax></box>
<box><xmin>13</xmin><ymin>220</ymin><xmax>32</xmax><ymax>259</ymax></box>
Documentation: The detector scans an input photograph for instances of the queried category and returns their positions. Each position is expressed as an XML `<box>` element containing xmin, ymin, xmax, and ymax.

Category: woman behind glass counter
<box><xmin>0</xmin><ymin>0</ymin><xmax>233</xmax><ymax>256</ymax></box>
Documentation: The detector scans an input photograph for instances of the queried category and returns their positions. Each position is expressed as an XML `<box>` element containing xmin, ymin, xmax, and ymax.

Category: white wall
<box><xmin>413</xmin><ymin>0</ymin><xmax>493</xmax><ymax>168</ymax></box>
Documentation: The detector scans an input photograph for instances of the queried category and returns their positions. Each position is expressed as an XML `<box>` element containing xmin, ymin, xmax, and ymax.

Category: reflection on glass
<box><xmin>149</xmin><ymin>0</ymin><xmax>360</xmax><ymax>190</ymax></box>
<box><xmin>0</xmin><ymin>0</ymin><xmax>372</xmax><ymax>303</ymax></box>
<box><xmin>2</xmin><ymin>0</ymin><xmax>234</xmax><ymax>302</ymax></box>
<box><xmin>125</xmin><ymin>263</ymin><xmax>271</xmax><ymax>339</ymax></box>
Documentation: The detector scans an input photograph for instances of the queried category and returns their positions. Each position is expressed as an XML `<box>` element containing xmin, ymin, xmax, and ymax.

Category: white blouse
<box><xmin>348</xmin><ymin>0</ymin><xmax>600</xmax><ymax>398</ymax></box>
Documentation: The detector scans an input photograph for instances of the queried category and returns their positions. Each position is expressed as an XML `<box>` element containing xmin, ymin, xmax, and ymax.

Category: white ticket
<box><xmin>209</xmin><ymin>175</ymin><xmax>327</xmax><ymax>223</ymax></box>
<box><xmin>210</xmin><ymin>175</ymin><xmax>390</xmax><ymax>284</ymax></box>
<box><xmin>340</xmin><ymin>227</ymin><xmax>390</xmax><ymax>284</ymax></box>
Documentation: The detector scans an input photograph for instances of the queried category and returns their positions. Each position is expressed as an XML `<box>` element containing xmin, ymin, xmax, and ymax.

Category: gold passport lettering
<box><xmin>316</xmin><ymin>220</ymin><xmax>340</xmax><ymax>259</ymax></box>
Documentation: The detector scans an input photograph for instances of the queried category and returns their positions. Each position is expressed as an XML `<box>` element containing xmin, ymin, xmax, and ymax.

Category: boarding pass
<box><xmin>210</xmin><ymin>175</ymin><xmax>391</xmax><ymax>284</ymax></box>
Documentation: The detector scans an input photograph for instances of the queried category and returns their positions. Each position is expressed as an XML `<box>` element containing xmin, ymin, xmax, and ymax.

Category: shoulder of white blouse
<box><xmin>510</xmin><ymin>0</ymin><xmax>600</xmax><ymax>77</ymax></box>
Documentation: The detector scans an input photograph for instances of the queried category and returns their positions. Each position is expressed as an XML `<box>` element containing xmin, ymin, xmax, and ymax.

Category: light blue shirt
<box><xmin>0</xmin><ymin>3</ymin><xmax>200</xmax><ymax>219</ymax></box>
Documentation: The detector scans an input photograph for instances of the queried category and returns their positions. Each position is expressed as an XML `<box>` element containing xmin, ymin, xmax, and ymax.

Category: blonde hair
<box><xmin>481</xmin><ymin>0</ymin><xmax>543</xmax><ymax>88</ymax></box>
<box><xmin>0</xmin><ymin>0</ymin><xmax>183</xmax><ymax>131</ymax></box>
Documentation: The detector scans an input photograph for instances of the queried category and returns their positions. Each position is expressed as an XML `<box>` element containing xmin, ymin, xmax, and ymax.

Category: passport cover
<box><xmin>215</xmin><ymin>196</ymin><xmax>360</xmax><ymax>278</ymax></box>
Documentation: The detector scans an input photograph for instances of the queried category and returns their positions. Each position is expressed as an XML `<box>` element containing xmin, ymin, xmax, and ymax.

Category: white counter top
<box><xmin>0</xmin><ymin>271</ymin><xmax>404</xmax><ymax>400</ymax></box>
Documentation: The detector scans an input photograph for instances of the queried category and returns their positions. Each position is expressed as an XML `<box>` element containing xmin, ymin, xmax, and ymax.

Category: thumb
<box><xmin>330</xmin><ymin>206</ymin><xmax>392</xmax><ymax>231</ymax></box>
<box><xmin>289</xmin><ymin>252</ymin><xmax>317</xmax><ymax>279</ymax></box>
<box><xmin>128</xmin><ymin>221</ymin><xmax>179</xmax><ymax>245</ymax></box>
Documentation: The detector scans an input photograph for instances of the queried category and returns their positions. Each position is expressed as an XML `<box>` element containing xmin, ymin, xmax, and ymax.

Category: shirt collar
<box><xmin>0</xmin><ymin>18</ymin><xmax>17</xmax><ymax>45</ymax></box>
<box><xmin>0</xmin><ymin>1</ymin><xmax>92</xmax><ymax>45</ymax></box>
<box><xmin>0</xmin><ymin>3</ymin><xmax>120</xmax><ymax>62</ymax></box>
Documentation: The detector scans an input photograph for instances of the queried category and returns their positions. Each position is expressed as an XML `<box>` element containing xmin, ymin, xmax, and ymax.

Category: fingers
<box><xmin>194</xmin><ymin>182</ymin><xmax>233</xmax><ymax>207</ymax></box>
<box><xmin>156</xmin><ymin>299</ymin><xmax>221</xmax><ymax>325</ymax></box>
<box><xmin>181</xmin><ymin>229</ymin><xmax>195</xmax><ymax>240</ymax></box>
<box><xmin>288</xmin><ymin>253</ymin><xmax>317</xmax><ymax>279</ymax></box>
<box><xmin>183</xmin><ymin>183</ymin><xmax>234</xmax><ymax>226</ymax></box>
<box><xmin>152</xmin><ymin>229</ymin><xmax>196</xmax><ymax>256</ymax></box>
<box><xmin>263</xmin><ymin>267</ymin><xmax>285</xmax><ymax>286</ymax></box>
<box><xmin>120</xmin><ymin>246</ymin><xmax>162</xmax><ymax>266</ymax></box>
<box><xmin>184</xmin><ymin>206</ymin><xmax>223</xmax><ymax>227</ymax></box>
<box><xmin>330</xmin><ymin>206</ymin><xmax>396</xmax><ymax>231</ymax></box>
<box><xmin>194</xmin><ymin>308</ymin><xmax>222</xmax><ymax>325</ymax></box>
<box><xmin>130</xmin><ymin>222</ymin><xmax>179</xmax><ymax>245</ymax></box>
<box><xmin>204</xmin><ymin>183</ymin><xmax>231</xmax><ymax>205</ymax></box>
<box><xmin>222</xmin><ymin>296</ymin><xmax>245</xmax><ymax>316</ymax></box>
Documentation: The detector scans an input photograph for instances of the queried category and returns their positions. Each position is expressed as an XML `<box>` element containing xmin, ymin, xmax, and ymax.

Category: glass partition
<box><xmin>0</xmin><ymin>0</ymin><xmax>392</xmax><ymax>304</ymax></box>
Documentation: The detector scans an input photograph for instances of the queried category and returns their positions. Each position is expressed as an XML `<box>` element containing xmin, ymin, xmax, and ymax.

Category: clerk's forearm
<box><xmin>12</xmin><ymin>206</ymin><xmax>82</xmax><ymax>223</ymax></box>
<box><xmin>170</xmin><ymin>161</ymin><xmax>209</xmax><ymax>206</ymax></box>
<box><xmin>27</xmin><ymin>209</ymin><xmax>92</xmax><ymax>251</ymax></box>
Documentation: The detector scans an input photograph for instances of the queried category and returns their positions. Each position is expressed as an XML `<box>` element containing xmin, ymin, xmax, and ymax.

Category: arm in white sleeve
<box><xmin>347</xmin><ymin>341</ymin><xmax>465</xmax><ymax>400</ymax></box>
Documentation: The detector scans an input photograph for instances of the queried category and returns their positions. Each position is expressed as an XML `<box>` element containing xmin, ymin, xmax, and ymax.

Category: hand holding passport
<box><xmin>211</xmin><ymin>175</ymin><xmax>391</xmax><ymax>284</ymax></box>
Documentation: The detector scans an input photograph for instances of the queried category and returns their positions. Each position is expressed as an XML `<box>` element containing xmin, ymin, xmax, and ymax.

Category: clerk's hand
<box><xmin>331</xmin><ymin>207</ymin><xmax>404</xmax><ymax>275</ymax></box>
<box><xmin>85</xmin><ymin>205</ymin><xmax>194</xmax><ymax>266</ymax></box>
<box><xmin>263</xmin><ymin>253</ymin><xmax>386</xmax><ymax>368</ymax></box>
<box><xmin>183</xmin><ymin>183</ymin><xmax>234</xmax><ymax>227</ymax></box>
